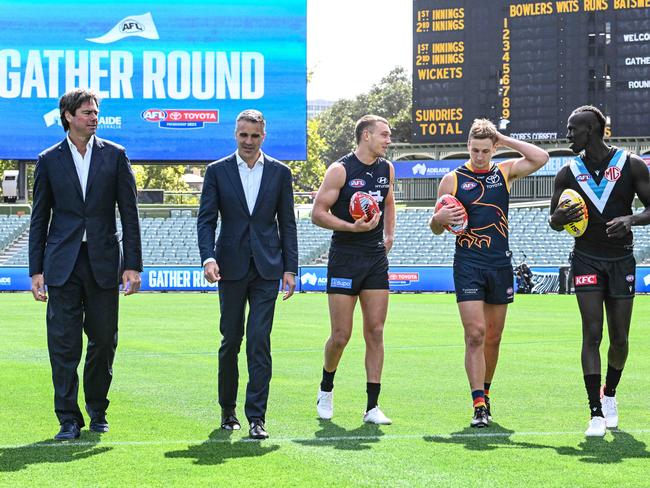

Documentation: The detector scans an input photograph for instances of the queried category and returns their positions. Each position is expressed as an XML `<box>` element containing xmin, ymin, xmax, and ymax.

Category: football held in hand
<box><xmin>435</xmin><ymin>194</ymin><xmax>468</xmax><ymax>235</ymax></box>
<box><xmin>349</xmin><ymin>191</ymin><xmax>380</xmax><ymax>222</ymax></box>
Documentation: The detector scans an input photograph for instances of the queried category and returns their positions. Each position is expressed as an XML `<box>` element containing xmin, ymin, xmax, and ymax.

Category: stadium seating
<box><xmin>2</xmin><ymin>206</ymin><xmax>650</xmax><ymax>266</ymax></box>
<box><xmin>0</xmin><ymin>215</ymin><xmax>30</xmax><ymax>265</ymax></box>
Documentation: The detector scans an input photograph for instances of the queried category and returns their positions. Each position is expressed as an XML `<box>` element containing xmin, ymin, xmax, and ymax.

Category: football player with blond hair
<box><xmin>430</xmin><ymin>119</ymin><xmax>548</xmax><ymax>428</ymax></box>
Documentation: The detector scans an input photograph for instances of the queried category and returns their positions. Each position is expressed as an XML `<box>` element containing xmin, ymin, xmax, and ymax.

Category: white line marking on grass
<box><xmin>0</xmin><ymin>339</ymin><xmax>581</xmax><ymax>361</ymax></box>
<box><xmin>3</xmin><ymin>429</ymin><xmax>650</xmax><ymax>449</ymax></box>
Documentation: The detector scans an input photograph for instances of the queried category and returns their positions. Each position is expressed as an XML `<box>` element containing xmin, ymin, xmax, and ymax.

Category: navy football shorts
<box><xmin>453</xmin><ymin>261</ymin><xmax>514</xmax><ymax>304</ymax></box>
<box><xmin>326</xmin><ymin>250</ymin><xmax>389</xmax><ymax>296</ymax></box>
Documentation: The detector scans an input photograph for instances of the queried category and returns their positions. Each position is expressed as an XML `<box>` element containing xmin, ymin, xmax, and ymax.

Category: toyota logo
<box><xmin>486</xmin><ymin>174</ymin><xmax>500</xmax><ymax>184</ymax></box>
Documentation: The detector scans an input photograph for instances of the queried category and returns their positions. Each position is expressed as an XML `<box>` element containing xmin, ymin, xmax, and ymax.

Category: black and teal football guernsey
<box><xmin>558</xmin><ymin>147</ymin><xmax>635</xmax><ymax>258</ymax></box>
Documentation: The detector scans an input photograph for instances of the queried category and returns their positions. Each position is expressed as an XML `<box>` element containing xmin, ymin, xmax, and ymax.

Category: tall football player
<box><xmin>549</xmin><ymin>105</ymin><xmax>650</xmax><ymax>437</ymax></box>
<box><xmin>312</xmin><ymin>115</ymin><xmax>396</xmax><ymax>424</ymax></box>
<box><xmin>430</xmin><ymin>119</ymin><xmax>549</xmax><ymax>428</ymax></box>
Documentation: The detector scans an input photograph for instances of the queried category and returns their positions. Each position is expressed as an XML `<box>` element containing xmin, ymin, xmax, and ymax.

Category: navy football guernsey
<box><xmin>452</xmin><ymin>162</ymin><xmax>512</xmax><ymax>268</ymax></box>
<box><xmin>330</xmin><ymin>152</ymin><xmax>391</xmax><ymax>255</ymax></box>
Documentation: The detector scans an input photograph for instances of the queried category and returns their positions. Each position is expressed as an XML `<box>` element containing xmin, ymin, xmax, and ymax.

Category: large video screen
<box><xmin>0</xmin><ymin>1</ymin><xmax>306</xmax><ymax>161</ymax></box>
<box><xmin>412</xmin><ymin>1</ymin><xmax>650</xmax><ymax>143</ymax></box>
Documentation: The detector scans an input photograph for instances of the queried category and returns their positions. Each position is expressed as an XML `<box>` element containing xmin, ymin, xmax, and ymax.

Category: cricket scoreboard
<box><xmin>412</xmin><ymin>1</ymin><xmax>650</xmax><ymax>143</ymax></box>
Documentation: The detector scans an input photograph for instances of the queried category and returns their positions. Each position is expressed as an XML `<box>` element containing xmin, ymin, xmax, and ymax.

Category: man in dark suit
<box><xmin>197</xmin><ymin>109</ymin><xmax>298</xmax><ymax>439</ymax></box>
<box><xmin>29</xmin><ymin>88</ymin><xmax>142</xmax><ymax>440</ymax></box>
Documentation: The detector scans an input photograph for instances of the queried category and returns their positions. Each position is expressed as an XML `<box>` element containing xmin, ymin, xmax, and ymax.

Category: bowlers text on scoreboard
<box><xmin>412</xmin><ymin>1</ymin><xmax>650</xmax><ymax>143</ymax></box>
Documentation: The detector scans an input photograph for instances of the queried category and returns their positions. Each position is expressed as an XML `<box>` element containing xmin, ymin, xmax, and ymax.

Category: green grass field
<box><xmin>1</xmin><ymin>292</ymin><xmax>650</xmax><ymax>487</ymax></box>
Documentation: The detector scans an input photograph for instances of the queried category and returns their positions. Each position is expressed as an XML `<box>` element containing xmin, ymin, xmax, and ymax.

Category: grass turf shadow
<box><xmin>164</xmin><ymin>428</ymin><xmax>280</xmax><ymax>465</ymax></box>
<box><xmin>293</xmin><ymin>419</ymin><xmax>385</xmax><ymax>451</ymax></box>
<box><xmin>0</xmin><ymin>432</ymin><xmax>111</xmax><ymax>472</ymax></box>
<box><xmin>424</xmin><ymin>422</ymin><xmax>548</xmax><ymax>452</ymax></box>
<box><xmin>552</xmin><ymin>430</ymin><xmax>650</xmax><ymax>464</ymax></box>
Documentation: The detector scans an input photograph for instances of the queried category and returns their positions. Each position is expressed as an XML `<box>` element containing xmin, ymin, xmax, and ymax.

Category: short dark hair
<box><xmin>236</xmin><ymin>109</ymin><xmax>266</xmax><ymax>131</ymax></box>
<box><xmin>355</xmin><ymin>115</ymin><xmax>389</xmax><ymax>144</ymax></box>
<box><xmin>468</xmin><ymin>118</ymin><xmax>498</xmax><ymax>144</ymax></box>
<box><xmin>571</xmin><ymin>105</ymin><xmax>606</xmax><ymax>138</ymax></box>
<box><xmin>59</xmin><ymin>89</ymin><xmax>99</xmax><ymax>132</ymax></box>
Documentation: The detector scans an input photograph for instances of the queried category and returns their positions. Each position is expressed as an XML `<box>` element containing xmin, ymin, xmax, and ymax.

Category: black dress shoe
<box><xmin>89</xmin><ymin>413</ymin><xmax>109</xmax><ymax>433</ymax></box>
<box><xmin>221</xmin><ymin>409</ymin><xmax>241</xmax><ymax>430</ymax></box>
<box><xmin>54</xmin><ymin>421</ymin><xmax>81</xmax><ymax>440</ymax></box>
<box><xmin>249</xmin><ymin>419</ymin><xmax>269</xmax><ymax>439</ymax></box>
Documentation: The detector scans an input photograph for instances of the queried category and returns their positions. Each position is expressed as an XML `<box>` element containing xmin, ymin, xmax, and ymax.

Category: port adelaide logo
<box><xmin>142</xmin><ymin>109</ymin><xmax>219</xmax><ymax>129</ymax></box>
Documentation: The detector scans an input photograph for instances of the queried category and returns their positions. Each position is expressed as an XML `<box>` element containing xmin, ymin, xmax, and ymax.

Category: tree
<box><xmin>316</xmin><ymin>66</ymin><xmax>412</xmax><ymax>164</ymax></box>
<box><xmin>286</xmin><ymin>118</ymin><xmax>327</xmax><ymax>198</ymax></box>
<box><xmin>132</xmin><ymin>164</ymin><xmax>190</xmax><ymax>192</ymax></box>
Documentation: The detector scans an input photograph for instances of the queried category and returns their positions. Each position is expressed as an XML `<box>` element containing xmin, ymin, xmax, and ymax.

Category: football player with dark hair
<box><xmin>549</xmin><ymin>105</ymin><xmax>650</xmax><ymax>437</ymax></box>
<box><xmin>311</xmin><ymin>115</ymin><xmax>396</xmax><ymax>424</ymax></box>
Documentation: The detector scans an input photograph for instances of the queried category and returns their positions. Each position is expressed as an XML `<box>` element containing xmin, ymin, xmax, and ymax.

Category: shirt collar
<box><xmin>67</xmin><ymin>135</ymin><xmax>95</xmax><ymax>154</ymax></box>
<box><xmin>236</xmin><ymin>150</ymin><xmax>264</xmax><ymax>168</ymax></box>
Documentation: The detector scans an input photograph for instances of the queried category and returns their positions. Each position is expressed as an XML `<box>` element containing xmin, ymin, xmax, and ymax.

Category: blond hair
<box><xmin>468</xmin><ymin>118</ymin><xmax>498</xmax><ymax>144</ymax></box>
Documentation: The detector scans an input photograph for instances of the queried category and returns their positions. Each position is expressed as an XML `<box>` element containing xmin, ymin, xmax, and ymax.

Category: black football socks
<box><xmin>366</xmin><ymin>383</ymin><xmax>381</xmax><ymax>412</ymax></box>
<box><xmin>320</xmin><ymin>368</ymin><xmax>336</xmax><ymax>392</ymax></box>
<box><xmin>604</xmin><ymin>365</ymin><xmax>623</xmax><ymax>397</ymax></box>
<box><xmin>584</xmin><ymin>374</ymin><xmax>603</xmax><ymax>417</ymax></box>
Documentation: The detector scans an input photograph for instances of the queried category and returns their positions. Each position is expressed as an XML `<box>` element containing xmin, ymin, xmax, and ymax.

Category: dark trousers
<box><xmin>218</xmin><ymin>260</ymin><xmax>278</xmax><ymax>422</ymax></box>
<box><xmin>46</xmin><ymin>244</ymin><xmax>119</xmax><ymax>426</ymax></box>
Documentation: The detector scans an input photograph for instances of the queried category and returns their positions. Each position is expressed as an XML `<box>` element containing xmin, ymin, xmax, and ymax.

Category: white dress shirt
<box><xmin>236</xmin><ymin>150</ymin><xmax>265</xmax><ymax>214</ymax></box>
<box><xmin>202</xmin><ymin>151</ymin><xmax>264</xmax><ymax>266</ymax></box>
<box><xmin>67</xmin><ymin>135</ymin><xmax>94</xmax><ymax>241</ymax></box>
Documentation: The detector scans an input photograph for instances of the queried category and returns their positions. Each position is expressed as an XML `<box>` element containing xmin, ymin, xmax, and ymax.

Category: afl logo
<box><xmin>576</xmin><ymin>174</ymin><xmax>591</xmax><ymax>182</ymax></box>
<box><xmin>461</xmin><ymin>181</ymin><xmax>477</xmax><ymax>191</ymax></box>
<box><xmin>349</xmin><ymin>179</ymin><xmax>366</xmax><ymax>188</ymax></box>
<box><xmin>486</xmin><ymin>174</ymin><xmax>500</xmax><ymax>184</ymax></box>
<box><xmin>605</xmin><ymin>167</ymin><xmax>621</xmax><ymax>182</ymax></box>
<box><xmin>121</xmin><ymin>20</ymin><xmax>144</xmax><ymax>33</ymax></box>
<box><xmin>141</xmin><ymin>109</ymin><xmax>167</xmax><ymax>122</ymax></box>
<box><xmin>377</xmin><ymin>177</ymin><xmax>388</xmax><ymax>184</ymax></box>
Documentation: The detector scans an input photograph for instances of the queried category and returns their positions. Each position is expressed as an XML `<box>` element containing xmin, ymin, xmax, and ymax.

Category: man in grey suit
<box><xmin>197</xmin><ymin>109</ymin><xmax>298</xmax><ymax>439</ymax></box>
<box><xmin>29</xmin><ymin>88</ymin><xmax>142</xmax><ymax>440</ymax></box>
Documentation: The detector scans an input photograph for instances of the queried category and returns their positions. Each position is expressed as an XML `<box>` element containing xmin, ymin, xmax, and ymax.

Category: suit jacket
<box><xmin>197</xmin><ymin>153</ymin><xmax>298</xmax><ymax>281</ymax></box>
<box><xmin>29</xmin><ymin>137</ymin><xmax>142</xmax><ymax>289</ymax></box>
